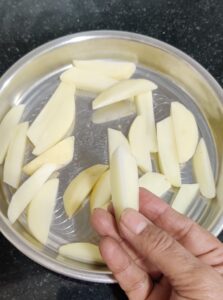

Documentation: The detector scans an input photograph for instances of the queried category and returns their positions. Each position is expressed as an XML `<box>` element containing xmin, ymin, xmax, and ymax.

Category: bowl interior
<box><xmin>0</xmin><ymin>31</ymin><xmax>223</xmax><ymax>283</ymax></box>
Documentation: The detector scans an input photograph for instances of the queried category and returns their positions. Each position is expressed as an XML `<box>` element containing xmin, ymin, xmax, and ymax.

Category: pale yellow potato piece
<box><xmin>0</xmin><ymin>105</ymin><xmax>25</xmax><ymax>164</ymax></box>
<box><xmin>193</xmin><ymin>138</ymin><xmax>216</xmax><ymax>198</ymax></box>
<box><xmin>157</xmin><ymin>117</ymin><xmax>181</xmax><ymax>187</ymax></box>
<box><xmin>171</xmin><ymin>184</ymin><xmax>199</xmax><ymax>214</ymax></box>
<box><xmin>90</xmin><ymin>170</ymin><xmax>111</xmax><ymax>212</ymax></box>
<box><xmin>23</xmin><ymin>136</ymin><xmax>75</xmax><ymax>175</ymax></box>
<box><xmin>108</xmin><ymin>128</ymin><xmax>130</xmax><ymax>162</ymax></box>
<box><xmin>59</xmin><ymin>243</ymin><xmax>104</xmax><ymax>265</ymax></box>
<box><xmin>139</xmin><ymin>172</ymin><xmax>171</xmax><ymax>197</ymax></box>
<box><xmin>135</xmin><ymin>91</ymin><xmax>157</xmax><ymax>152</ymax></box>
<box><xmin>171</xmin><ymin>102</ymin><xmax>199</xmax><ymax>163</ymax></box>
<box><xmin>92</xmin><ymin>100</ymin><xmax>136</xmax><ymax>124</ymax></box>
<box><xmin>27</xmin><ymin>82</ymin><xmax>75</xmax><ymax>154</ymax></box>
<box><xmin>8</xmin><ymin>164</ymin><xmax>57</xmax><ymax>224</ymax></box>
<box><xmin>73</xmin><ymin>60</ymin><xmax>136</xmax><ymax>80</ymax></box>
<box><xmin>27</xmin><ymin>179</ymin><xmax>59</xmax><ymax>244</ymax></box>
<box><xmin>128</xmin><ymin>115</ymin><xmax>152</xmax><ymax>173</ymax></box>
<box><xmin>60</xmin><ymin>67</ymin><xmax>117</xmax><ymax>93</ymax></box>
<box><xmin>110</xmin><ymin>146</ymin><xmax>139</xmax><ymax>220</ymax></box>
<box><xmin>92</xmin><ymin>79</ymin><xmax>157</xmax><ymax>110</ymax></box>
<box><xmin>63</xmin><ymin>164</ymin><xmax>108</xmax><ymax>217</ymax></box>
<box><xmin>3</xmin><ymin>122</ymin><xmax>28</xmax><ymax>188</ymax></box>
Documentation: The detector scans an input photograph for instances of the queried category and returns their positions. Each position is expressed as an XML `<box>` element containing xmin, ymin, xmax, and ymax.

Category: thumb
<box><xmin>119</xmin><ymin>208</ymin><xmax>204</xmax><ymax>286</ymax></box>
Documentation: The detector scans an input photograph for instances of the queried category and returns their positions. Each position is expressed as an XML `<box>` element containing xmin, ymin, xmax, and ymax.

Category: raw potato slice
<box><xmin>90</xmin><ymin>170</ymin><xmax>111</xmax><ymax>212</ymax></box>
<box><xmin>108</xmin><ymin>128</ymin><xmax>130</xmax><ymax>162</ymax></box>
<box><xmin>60</xmin><ymin>67</ymin><xmax>117</xmax><ymax>93</ymax></box>
<box><xmin>73</xmin><ymin>60</ymin><xmax>136</xmax><ymax>80</ymax></box>
<box><xmin>23</xmin><ymin>136</ymin><xmax>75</xmax><ymax>175</ymax></box>
<box><xmin>171</xmin><ymin>102</ymin><xmax>199</xmax><ymax>163</ymax></box>
<box><xmin>135</xmin><ymin>91</ymin><xmax>157</xmax><ymax>152</ymax></box>
<box><xmin>59</xmin><ymin>243</ymin><xmax>104</xmax><ymax>265</ymax></box>
<box><xmin>27</xmin><ymin>82</ymin><xmax>75</xmax><ymax>154</ymax></box>
<box><xmin>171</xmin><ymin>184</ymin><xmax>199</xmax><ymax>214</ymax></box>
<box><xmin>92</xmin><ymin>79</ymin><xmax>157</xmax><ymax>110</ymax></box>
<box><xmin>128</xmin><ymin>115</ymin><xmax>152</xmax><ymax>173</ymax></box>
<box><xmin>3</xmin><ymin>122</ymin><xmax>28</xmax><ymax>188</ymax></box>
<box><xmin>92</xmin><ymin>100</ymin><xmax>136</xmax><ymax>124</ymax></box>
<box><xmin>27</xmin><ymin>179</ymin><xmax>59</xmax><ymax>244</ymax></box>
<box><xmin>157</xmin><ymin>117</ymin><xmax>181</xmax><ymax>187</ymax></box>
<box><xmin>7</xmin><ymin>164</ymin><xmax>57</xmax><ymax>224</ymax></box>
<box><xmin>193</xmin><ymin>138</ymin><xmax>216</xmax><ymax>198</ymax></box>
<box><xmin>139</xmin><ymin>172</ymin><xmax>171</xmax><ymax>197</ymax></box>
<box><xmin>0</xmin><ymin>105</ymin><xmax>25</xmax><ymax>164</ymax></box>
<box><xmin>63</xmin><ymin>164</ymin><xmax>108</xmax><ymax>217</ymax></box>
<box><xmin>110</xmin><ymin>146</ymin><xmax>139</xmax><ymax>220</ymax></box>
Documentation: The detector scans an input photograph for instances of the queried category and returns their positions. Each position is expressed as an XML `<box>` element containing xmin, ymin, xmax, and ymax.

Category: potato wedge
<box><xmin>135</xmin><ymin>91</ymin><xmax>157</xmax><ymax>152</ymax></box>
<box><xmin>8</xmin><ymin>164</ymin><xmax>57</xmax><ymax>223</ymax></box>
<box><xmin>108</xmin><ymin>128</ymin><xmax>130</xmax><ymax>162</ymax></box>
<box><xmin>171</xmin><ymin>184</ymin><xmax>199</xmax><ymax>214</ymax></box>
<box><xmin>60</xmin><ymin>67</ymin><xmax>117</xmax><ymax>93</ymax></box>
<box><xmin>193</xmin><ymin>138</ymin><xmax>216</xmax><ymax>198</ymax></box>
<box><xmin>23</xmin><ymin>136</ymin><xmax>74</xmax><ymax>175</ymax></box>
<box><xmin>3</xmin><ymin>122</ymin><xmax>28</xmax><ymax>188</ymax></box>
<box><xmin>129</xmin><ymin>115</ymin><xmax>152</xmax><ymax>173</ymax></box>
<box><xmin>73</xmin><ymin>60</ymin><xmax>136</xmax><ymax>80</ymax></box>
<box><xmin>90</xmin><ymin>170</ymin><xmax>111</xmax><ymax>212</ymax></box>
<box><xmin>171</xmin><ymin>102</ymin><xmax>199</xmax><ymax>163</ymax></box>
<box><xmin>92</xmin><ymin>100</ymin><xmax>136</xmax><ymax>124</ymax></box>
<box><xmin>59</xmin><ymin>243</ymin><xmax>104</xmax><ymax>265</ymax></box>
<box><xmin>139</xmin><ymin>172</ymin><xmax>171</xmax><ymax>197</ymax></box>
<box><xmin>92</xmin><ymin>79</ymin><xmax>157</xmax><ymax>110</ymax></box>
<box><xmin>27</xmin><ymin>82</ymin><xmax>75</xmax><ymax>155</ymax></box>
<box><xmin>27</xmin><ymin>179</ymin><xmax>59</xmax><ymax>244</ymax></box>
<box><xmin>157</xmin><ymin>117</ymin><xmax>181</xmax><ymax>187</ymax></box>
<box><xmin>63</xmin><ymin>164</ymin><xmax>108</xmax><ymax>217</ymax></box>
<box><xmin>110</xmin><ymin>146</ymin><xmax>139</xmax><ymax>220</ymax></box>
<box><xmin>0</xmin><ymin>105</ymin><xmax>25</xmax><ymax>164</ymax></box>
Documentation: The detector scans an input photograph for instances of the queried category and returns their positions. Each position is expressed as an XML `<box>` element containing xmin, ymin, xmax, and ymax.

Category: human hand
<box><xmin>91</xmin><ymin>188</ymin><xmax>223</xmax><ymax>300</ymax></box>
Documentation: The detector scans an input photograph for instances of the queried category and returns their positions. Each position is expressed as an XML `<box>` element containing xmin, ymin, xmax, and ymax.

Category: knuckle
<box><xmin>141</xmin><ymin>225</ymin><xmax>175</xmax><ymax>256</ymax></box>
<box><xmin>124</xmin><ymin>273</ymin><xmax>148</xmax><ymax>294</ymax></box>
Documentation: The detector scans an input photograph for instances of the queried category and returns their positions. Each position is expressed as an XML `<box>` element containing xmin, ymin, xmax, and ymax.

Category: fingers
<box><xmin>100</xmin><ymin>237</ymin><xmax>152</xmax><ymax>300</ymax></box>
<box><xmin>119</xmin><ymin>208</ymin><xmax>204</xmax><ymax>287</ymax></box>
<box><xmin>91</xmin><ymin>208</ymin><xmax>159</xmax><ymax>275</ymax></box>
<box><xmin>139</xmin><ymin>188</ymin><xmax>222</xmax><ymax>257</ymax></box>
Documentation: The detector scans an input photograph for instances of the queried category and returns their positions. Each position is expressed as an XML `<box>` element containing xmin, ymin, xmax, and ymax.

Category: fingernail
<box><xmin>120</xmin><ymin>208</ymin><xmax>149</xmax><ymax>235</ymax></box>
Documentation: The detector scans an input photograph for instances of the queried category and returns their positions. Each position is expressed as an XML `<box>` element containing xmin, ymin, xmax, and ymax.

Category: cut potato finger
<box><xmin>59</xmin><ymin>243</ymin><xmax>104</xmax><ymax>265</ymax></box>
<box><xmin>128</xmin><ymin>115</ymin><xmax>152</xmax><ymax>173</ymax></box>
<box><xmin>171</xmin><ymin>184</ymin><xmax>199</xmax><ymax>214</ymax></box>
<box><xmin>73</xmin><ymin>60</ymin><xmax>136</xmax><ymax>80</ymax></box>
<box><xmin>60</xmin><ymin>67</ymin><xmax>117</xmax><ymax>93</ymax></box>
<box><xmin>0</xmin><ymin>105</ymin><xmax>25</xmax><ymax>164</ymax></box>
<box><xmin>3</xmin><ymin>122</ymin><xmax>28</xmax><ymax>188</ymax></box>
<box><xmin>108</xmin><ymin>128</ymin><xmax>130</xmax><ymax>162</ymax></box>
<box><xmin>92</xmin><ymin>79</ymin><xmax>157</xmax><ymax>110</ymax></box>
<box><xmin>8</xmin><ymin>164</ymin><xmax>57</xmax><ymax>223</ymax></box>
<box><xmin>157</xmin><ymin>117</ymin><xmax>181</xmax><ymax>187</ymax></box>
<box><xmin>110</xmin><ymin>146</ymin><xmax>139</xmax><ymax>220</ymax></box>
<box><xmin>23</xmin><ymin>136</ymin><xmax>74</xmax><ymax>175</ymax></box>
<box><xmin>171</xmin><ymin>102</ymin><xmax>199</xmax><ymax>163</ymax></box>
<box><xmin>63</xmin><ymin>164</ymin><xmax>108</xmax><ymax>217</ymax></box>
<box><xmin>90</xmin><ymin>170</ymin><xmax>111</xmax><ymax>212</ymax></box>
<box><xmin>139</xmin><ymin>172</ymin><xmax>171</xmax><ymax>197</ymax></box>
<box><xmin>135</xmin><ymin>91</ymin><xmax>157</xmax><ymax>152</ymax></box>
<box><xmin>27</xmin><ymin>178</ymin><xmax>59</xmax><ymax>244</ymax></box>
<box><xmin>27</xmin><ymin>82</ymin><xmax>75</xmax><ymax>154</ymax></box>
<box><xmin>92</xmin><ymin>100</ymin><xmax>136</xmax><ymax>124</ymax></box>
<box><xmin>193</xmin><ymin>138</ymin><xmax>216</xmax><ymax>198</ymax></box>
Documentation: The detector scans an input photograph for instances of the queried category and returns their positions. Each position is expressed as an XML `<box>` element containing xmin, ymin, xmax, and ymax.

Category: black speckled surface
<box><xmin>0</xmin><ymin>0</ymin><xmax>223</xmax><ymax>299</ymax></box>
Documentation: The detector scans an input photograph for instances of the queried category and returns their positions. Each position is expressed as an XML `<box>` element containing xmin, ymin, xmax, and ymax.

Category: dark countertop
<box><xmin>0</xmin><ymin>0</ymin><xmax>223</xmax><ymax>299</ymax></box>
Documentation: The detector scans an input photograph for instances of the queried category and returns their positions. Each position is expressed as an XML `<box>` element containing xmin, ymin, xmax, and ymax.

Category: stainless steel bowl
<box><xmin>0</xmin><ymin>31</ymin><xmax>223</xmax><ymax>283</ymax></box>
